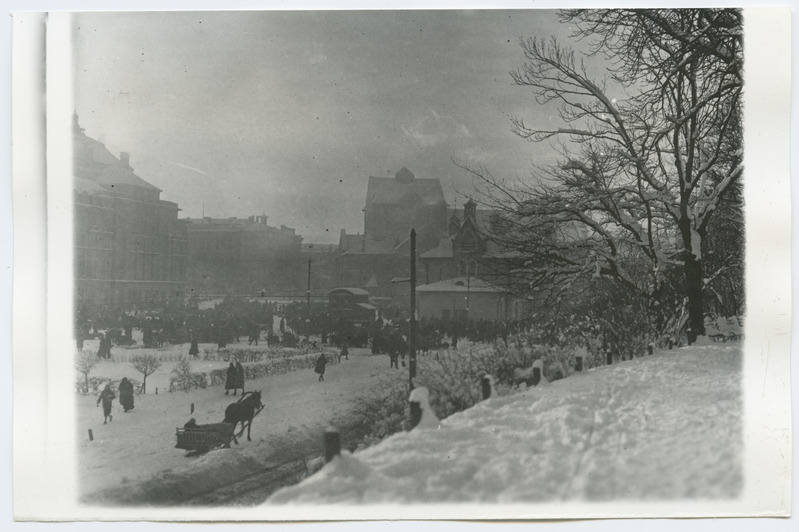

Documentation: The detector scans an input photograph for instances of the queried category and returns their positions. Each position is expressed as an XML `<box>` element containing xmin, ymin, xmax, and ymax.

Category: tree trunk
<box><xmin>684</xmin><ymin>254</ymin><xmax>706</xmax><ymax>339</ymax></box>
<box><xmin>142</xmin><ymin>375</ymin><xmax>147</xmax><ymax>394</ymax></box>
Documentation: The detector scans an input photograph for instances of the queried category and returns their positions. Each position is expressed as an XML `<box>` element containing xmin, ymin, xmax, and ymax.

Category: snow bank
<box><xmin>268</xmin><ymin>343</ymin><xmax>743</xmax><ymax>504</ymax></box>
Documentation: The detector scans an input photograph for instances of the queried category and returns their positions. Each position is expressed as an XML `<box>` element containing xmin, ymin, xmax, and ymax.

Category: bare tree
<box><xmin>75</xmin><ymin>350</ymin><xmax>99</xmax><ymax>393</ymax></box>
<box><xmin>468</xmin><ymin>8</ymin><xmax>742</xmax><ymax>338</ymax></box>
<box><xmin>131</xmin><ymin>354</ymin><xmax>161</xmax><ymax>394</ymax></box>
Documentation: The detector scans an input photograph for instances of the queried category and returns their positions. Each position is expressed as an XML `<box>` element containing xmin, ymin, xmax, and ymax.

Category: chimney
<box><xmin>120</xmin><ymin>152</ymin><xmax>131</xmax><ymax>169</ymax></box>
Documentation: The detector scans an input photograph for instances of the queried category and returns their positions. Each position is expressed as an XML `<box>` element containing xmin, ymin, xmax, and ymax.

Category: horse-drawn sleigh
<box><xmin>175</xmin><ymin>391</ymin><xmax>264</xmax><ymax>454</ymax></box>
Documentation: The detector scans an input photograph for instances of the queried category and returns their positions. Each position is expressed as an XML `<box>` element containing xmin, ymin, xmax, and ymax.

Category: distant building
<box><xmin>337</xmin><ymin>167</ymin><xmax>448</xmax><ymax>297</ymax></box>
<box><xmin>420</xmin><ymin>199</ymin><xmax>518</xmax><ymax>285</ymax></box>
<box><xmin>73</xmin><ymin>114</ymin><xmax>188</xmax><ymax>315</ymax></box>
<box><xmin>415</xmin><ymin>277</ymin><xmax>527</xmax><ymax>322</ymax></box>
<box><xmin>185</xmin><ymin>214</ymin><xmax>303</xmax><ymax>296</ymax></box>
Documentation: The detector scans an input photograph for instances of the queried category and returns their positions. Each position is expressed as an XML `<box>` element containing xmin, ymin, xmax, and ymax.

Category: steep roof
<box><xmin>73</xmin><ymin>120</ymin><xmax>161</xmax><ymax>193</ymax></box>
<box><xmin>366</xmin><ymin>175</ymin><xmax>445</xmax><ymax>206</ymax></box>
<box><xmin>73</xmin><ymin>176</ymin><xmax>107</xmax><ymax>195</ymax></box>
<box><xmin>420</xmin><ymin>237</ymin><xmax>454</xmax><ymax>259</ymax></box>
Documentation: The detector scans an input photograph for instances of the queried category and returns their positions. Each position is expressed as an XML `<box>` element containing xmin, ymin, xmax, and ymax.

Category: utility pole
<box><xmin>466</xmin><ymin>260</ymin><xmax>471</xmax><ymax>320</ymax></box>
<box><xmin>306</xmin><ymin>258</ymin><xmax>311</xmax><ymax>340</ymax></box>
<box><xmin>409</xmin><ymin>228</ymin><xmax>417</xmax><ymax>391</ymax></box>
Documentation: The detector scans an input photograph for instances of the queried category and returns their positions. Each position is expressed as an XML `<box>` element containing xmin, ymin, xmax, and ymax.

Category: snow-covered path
<box><xmin>268</xmin><ymin>342</ymin><xmax>742</xmax><ymax>504</ymax></box>
<box><xmin>77</xmin><ymin>347</ymin><xmax>404</xmax><ymax>505</ymax></box>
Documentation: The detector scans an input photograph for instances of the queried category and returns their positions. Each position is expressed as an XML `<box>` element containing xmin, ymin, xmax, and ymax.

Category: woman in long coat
<box><xmin>188</xmin><ymin>333</ymin><xmax>200</xmax><ymax>358</ymax></box>
<box><xmin>118</xmin><ymin>377</ymin><xmax>135</xmax><ymax>413</ymax></box>
<box><xmin>314</xmin><ymin>353</ymin><xmax>327</xmax><ymax>382</ymax></box>
<box><xmin>224</xmin><ymin>362</ymin><xmax>237</xmax><ymax>395</ymax></box>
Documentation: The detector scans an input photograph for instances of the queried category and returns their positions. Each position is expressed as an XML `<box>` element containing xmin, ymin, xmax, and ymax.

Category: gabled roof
<box><xmin>416</xmin><ymin>277</ymin><xmax>507</xmax><ymax>294</ymax></box>
<box><xmin>366</xmin><ymin>175</ymin><xmax>445</xmax><ymax>206</ymax></box>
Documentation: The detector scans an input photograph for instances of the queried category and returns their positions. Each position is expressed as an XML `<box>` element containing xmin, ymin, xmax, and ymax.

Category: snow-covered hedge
<box><xmin>75</xmin><ymin>376</ymin><xmax>142</xmax><ymax>396</ymax></box>
<box><xmin>206</xmin><ymin>351</ymin><xmax>339</xmax><ymax>385</ymax></box>
<box><xmin>202</xmin><ymin>345</ymin><xmax>320</xmax><ymax>363</ymax></box>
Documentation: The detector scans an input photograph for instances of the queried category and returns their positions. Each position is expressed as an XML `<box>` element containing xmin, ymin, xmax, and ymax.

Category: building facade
<box><xmin>73</xmin><ymin>115</ymin><xmax>188</xmax><ymax>316</ymax></box>
<box><xmin>415</xmin><ymin>277</ymin><xmax>527</xmax><ymax>322</ymax></box>
<box><xmin>185</xmin><ymin>215</ymin><xmax>303</xmax><ymax>296</ymax></box>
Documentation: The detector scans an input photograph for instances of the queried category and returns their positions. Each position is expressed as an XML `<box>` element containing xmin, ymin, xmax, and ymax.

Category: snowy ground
<box><xmin>268</xmin><ymin>341</ymin><xmax>743</xmax><ymax>504</ymax></box>
<box><xmin>77</xmin><ymin>341</ymin><xmax>404</xmax><ymax>505</ymax></box>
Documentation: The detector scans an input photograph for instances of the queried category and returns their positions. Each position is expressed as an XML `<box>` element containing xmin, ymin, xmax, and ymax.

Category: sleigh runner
<box><xmin>175</xmin><ymin>391</ymin><xmax>265</xmax><ymax>453</ymax></box>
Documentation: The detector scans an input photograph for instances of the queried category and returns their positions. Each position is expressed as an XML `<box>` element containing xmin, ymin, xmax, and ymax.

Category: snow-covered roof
<box><xmin>415</xmin><ymin>277</ymin><xmax>506</xmax><ymax>294</ymax></box>
<box><xmin>327</xmin><ymin>287</ymin><xmax>370</xmax><ymax>297</ymax></box>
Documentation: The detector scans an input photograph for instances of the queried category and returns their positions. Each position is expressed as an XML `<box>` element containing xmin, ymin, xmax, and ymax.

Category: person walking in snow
<box><xmin>314</xmin><ymin>353</ymin><xmax>327</xmax><ymax>382</ymax></box>
<box><xmin>118</xmin><ymin>377</ymin><xmax>135</xmax><ymax>413</ymax></box>
<box><xmin>189</xmin><ymin>331</ymin><xmax>200</xmax><ymax>358</ymax></box>
<box><xmin>235</xmin><ymin>360</ymin><xmax>245</xmax><ymax>393</ymax></box>
<box><xmin>96</xmin><ymin>384</ymin><xmax>115</xmax><ymax>424</ymax></box>
<box><xmin>225</xmin><ymin>362</ymin><xmax>238</xmax><ymax>395</ymax></box>
<box><xmin>339</xmin><ymin>341</ymin><xmax>349</xmax><ymax>362</ymax></box>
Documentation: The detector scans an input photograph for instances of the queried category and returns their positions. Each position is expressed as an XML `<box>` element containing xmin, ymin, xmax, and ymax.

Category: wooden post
<box><xmin>409</xmin><ymin>228</ymin><xmax>417</xmax><ymax>391</ymax></box>
<box><xmin>324</xmin><ymin>429</ymin><xmax>341</xmax><ymax>463</ymax></box>
<box><xmin>606</xmin><ymin>349</ymin><xmax>613</xmax><ymax>365</ymax></box>
<box><xmin>532</xmin><ymin>367</ymin><xmax>541</xmax><ymax>386</ymax></box>
<box><xmin>575</xmin><ymin>355</ymin><xmax>583</xmax><ymax>372</ymax></box>
<box><xmin>88</xmin><ymin>429</ymin><xmax>94</xmax><ymax>441</ymax></box>
<box><xmin>480</xmin><ymin>375</ymin><xmax>492</xmax><ymax>400</ymax></box>
<box><xmin>190</xmin><ymin>403</ymin><xmax>194</xmax><ymax>414</ymax></box>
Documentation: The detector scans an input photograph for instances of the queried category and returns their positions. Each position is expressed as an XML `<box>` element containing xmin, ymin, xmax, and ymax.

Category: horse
<box><xmin>222</xmin><ymin>390</ymin><xmax>263</xmax><ymax>443</ymax></box>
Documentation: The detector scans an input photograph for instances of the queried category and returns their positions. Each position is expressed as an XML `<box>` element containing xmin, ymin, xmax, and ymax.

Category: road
<box><xmin>78</xmin><ymin>346</ymin><xmax>406</xmax><ymax>506</ymax></box>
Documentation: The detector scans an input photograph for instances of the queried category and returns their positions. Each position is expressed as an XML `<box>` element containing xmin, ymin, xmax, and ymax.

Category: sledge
<box><xmin>175</xmin><ymin>392</ymin><xmax>265</xmax><ymax>453</ymax></box>
<box><xmin>175</xmin><ymin>422</ymin><xmax>236</xmax><ymax>453</ymax></box>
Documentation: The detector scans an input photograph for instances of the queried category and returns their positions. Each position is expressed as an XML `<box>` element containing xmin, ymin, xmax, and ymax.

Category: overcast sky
<box><xmin>73</xmin><ymin>10</ymin><xmax>578</xmax><ymax>244</ymax></box>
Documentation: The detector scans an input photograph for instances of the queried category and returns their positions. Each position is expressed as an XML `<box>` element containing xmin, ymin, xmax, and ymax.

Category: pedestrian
<box><xmin>225</xmin><ymin>362</ymin><xmax>237</xmax><ymax>395</ymax></box>
<box><xmin>118</xmin><ymin>377</ymin><xmax>135</xmax><ymax>413</ymax></box>
<box><xmin>340</xmin><ymin>341</ymin><xmax>349</xmax><ymax>362</ymax></box>
<box><xmin>76</xmin><ymin>329</ymin><xmax>84</xmax><ymax>352</ymax></box>
<box><xmin>314</xmin><ymin>353</ymin><xmax>327</xmax><ymax>382</ymax></box>
<box><xmin>189</xmin><ymin>334</ymin><xmax>199</xmax><ymax>358</ymax></box>
<box><xmin>96</xmin><ymin>383</ymin><xmax>115</xmax><ymax>424</ymax></box>
<box><xmin>235</xmin><ymin>360</ymin><xmax>245</xmax><ymax>394</ymax></box>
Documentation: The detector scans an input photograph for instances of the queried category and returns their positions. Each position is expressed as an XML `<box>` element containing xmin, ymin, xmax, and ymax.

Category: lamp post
<box><xmin>409</xmin><ymin>229</ymin><xmax>417</xmax><ymax>391</ymax></box>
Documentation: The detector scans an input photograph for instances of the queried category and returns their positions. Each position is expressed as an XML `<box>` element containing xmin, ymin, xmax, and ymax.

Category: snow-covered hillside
<box><xmin>268</xmin><ymin>341</ymin><xmax>742</xmax><ymax>504</ymax></box>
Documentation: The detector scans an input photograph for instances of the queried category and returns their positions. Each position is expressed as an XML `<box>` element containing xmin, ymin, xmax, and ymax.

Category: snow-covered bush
<box><xmin>202</xmin><ymin>345</ymin><xmax>319</xmax><ymax>363</ymax></box>
<box><xmin>207</xmin><ymin>351</ymin><xmax>339</xmax><ymax>385</ymax></box>
<box><xmin>169</xmin><ymin>358</ymin><xmax>208</xmax><ymax>392</ymax></box>
<box><xmin>75</xmin><ymin>350</ymin><xmax>99</xmax><ymax>393</ymax></box>
<box><xmin>352</xmin><ymin>376</ymin><xmax>410</xmax><ymax>449</ymax></box>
